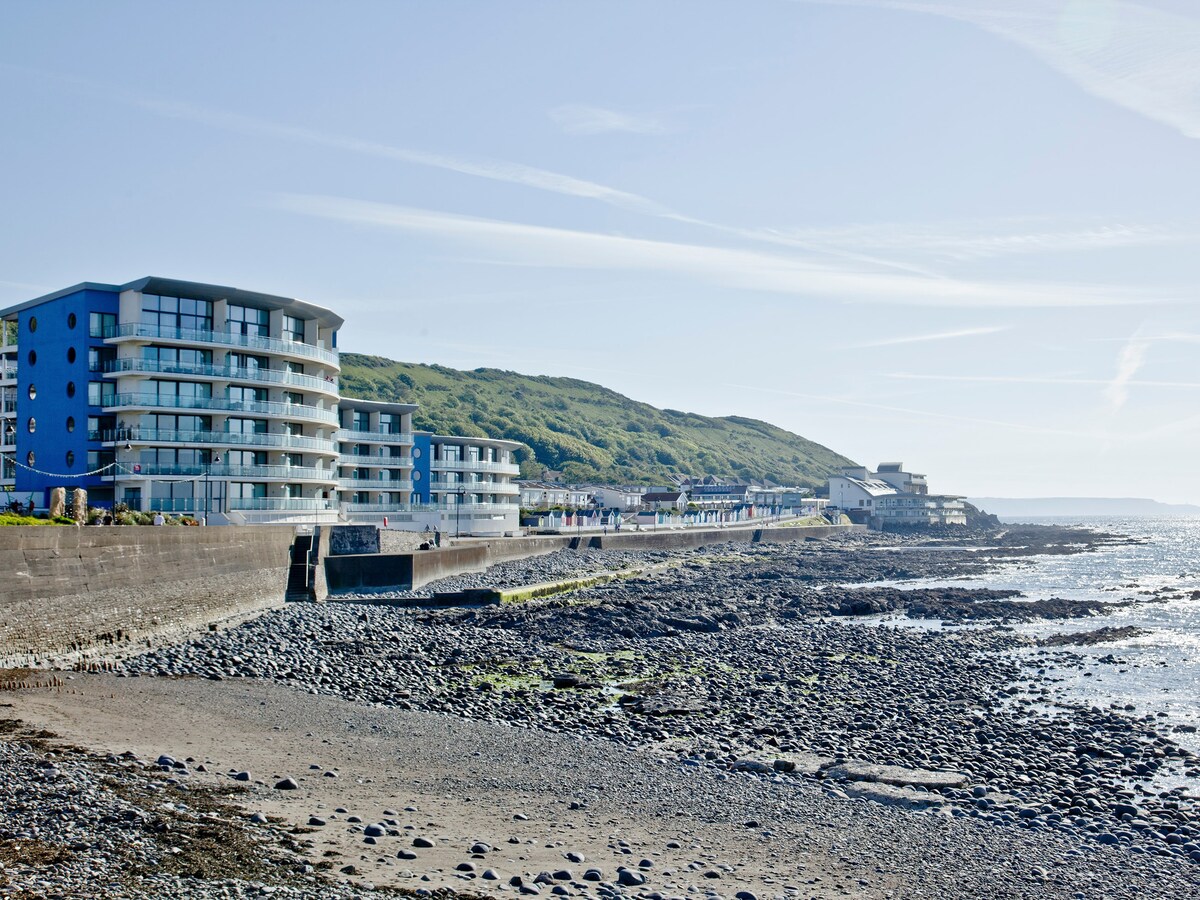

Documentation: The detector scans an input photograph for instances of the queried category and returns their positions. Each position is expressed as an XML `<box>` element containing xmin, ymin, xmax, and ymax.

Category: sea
<box><xmin>870</xmin><ymin>516</ymin><xmax>1200</xmax><ymax>753</ymax></box>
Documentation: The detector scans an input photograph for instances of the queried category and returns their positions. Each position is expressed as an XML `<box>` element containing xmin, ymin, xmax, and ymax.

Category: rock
<box><xmin>618</xmin><ymin>869</ymin><xmax>647</xmax><ymax>886</ymax></box>
<box><xmin>364</xmin><ymin>824</ymin><xmax>385</xmax><ymax>837</ymax></box>
<box><xmin>824</xmin><ymin>761</ymin><xmax>968</xmax><ymax>789</ymax></box>
<box><xmin>273</xmin><ymin>777</ymin><xmax>299</xmax><ymax>790</ymax></box>
<box><xmin>583</xmin><ymin>868</ymin><xmax>604</xmax><ymax>881</ymax></box>
<box><xmin>413</xmin><ymin>836</ymin><xmax>435</xmax><ymax>848</ymax></box>
<box><xmin>308</xmin><ymin>816</ymin><xmax>326</xmax><ymax>827</ymax></box>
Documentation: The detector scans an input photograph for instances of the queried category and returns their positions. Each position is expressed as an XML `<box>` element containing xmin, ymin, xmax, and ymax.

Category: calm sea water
<box><xmin>875</xmin><ymin>516</ymin><xmax>1200</xmax><ymax>749</ymax></box>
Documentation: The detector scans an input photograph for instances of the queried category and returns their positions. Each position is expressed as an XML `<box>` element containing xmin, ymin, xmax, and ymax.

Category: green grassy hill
<box><xmin>339</xmin><ymin>354</ymin><xmax>855</xmax><ymax>488</ymax></box>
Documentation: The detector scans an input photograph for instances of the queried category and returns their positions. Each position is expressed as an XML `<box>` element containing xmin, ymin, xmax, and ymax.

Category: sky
<box><xmin>2</xmin><ymin>0</ymin><xmax>1200</xmax><ymax>502</ymax></box>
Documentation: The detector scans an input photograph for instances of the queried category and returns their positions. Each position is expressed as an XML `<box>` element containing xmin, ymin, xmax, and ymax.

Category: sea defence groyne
<box><xmin>0</xmin><ymin>526</ymin><xmax>297</xmax><ymax>668</ymax></box>
<box><xmin>323</xmin><ymin>522</ymin><xmax>863</xmax><ymax>594</ymax></box>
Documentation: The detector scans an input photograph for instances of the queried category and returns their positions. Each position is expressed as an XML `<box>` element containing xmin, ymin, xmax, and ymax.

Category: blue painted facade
<box><xmin>412</xmin><ymin>432</ymin><xmax>432</xmax><ymax>503</ymax></box>
<box><xmin>15</xmin><ymin>288</ymin><xmax>120</xmax><ymax>507</ymax></box>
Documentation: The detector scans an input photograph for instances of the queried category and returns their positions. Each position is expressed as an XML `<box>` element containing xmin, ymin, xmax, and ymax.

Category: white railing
<box><xmin>430</xmin><ymin>458</ymin><xmax>520</xmax><ymax>475</ymax></box>
<box><xmin>108</xmin><ymin>392</ymin><xmax>339</xmax><ymax>425</ymax></box>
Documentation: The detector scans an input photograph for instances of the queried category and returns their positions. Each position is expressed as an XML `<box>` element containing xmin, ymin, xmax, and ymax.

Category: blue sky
<box><xmin>3</xmin><ymin>0</ymin><xmax>1200</xmax><ymax>502</ymax></box>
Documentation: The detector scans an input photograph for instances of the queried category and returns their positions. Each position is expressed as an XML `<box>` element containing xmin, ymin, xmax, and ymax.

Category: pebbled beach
<box><xmin>4</xmin><ymin>525</ymin><xmax>1200</xmax><ymax>898</ymax></box>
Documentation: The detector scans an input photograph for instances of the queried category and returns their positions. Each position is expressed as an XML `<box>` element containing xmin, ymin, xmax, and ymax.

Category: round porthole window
<box><xmin>412</xmin><ymin>447</ymin><xmax>422</xmax><ymax>459</ymax></box>
<box><xmin>66</xmin><ymin>416</ymin><xmax>75</xmax><ymax>433</ymax></box>
<box><xmin>28</xmin><ymin>316</ymin><xmax>37</xmax><ymax>333</ymax></box>
<box><xmin>412</xmin><ymin>470</ymin><xmax>421</xmax><ymax>481</ymax></box>
<box><xmin>67</xmin><ymin>312</ymin><xmax>77</xmax><ymax>329</ymax></box>
<box><xmin>26</xmin><ymin>451</ymin><xmax>35</xmax><ymax>466</ymax></box>
<box><xmin>67</xmin><ymin>347</ymin><xmax>76</xmax><ymax>363</ymax></box>
<box><xmin>27</xmin><ymin>350</ymin><xmax>36</xmax><ymax>365</ymax></box>
<box><xmin>27</xmin><ymin>384</ymin><xmax>36</xmax><ymax>400</ymax></box>
<box><xmin>27</xmin><ymin>417</ymin><xmax>35</xmax><ymax>433</ymax></box>
<box><xmin>66</xmin><ymin>381</ymin><xmax>76</xmax><ymax>398</ymax></box>
<box><xmin>65</xmin><ymin>450</ymin><xmax>75</xmax><ymax>468</ymax></box>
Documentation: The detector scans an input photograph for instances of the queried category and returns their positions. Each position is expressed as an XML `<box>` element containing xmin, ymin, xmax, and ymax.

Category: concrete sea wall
<box><xmin>0</xmin><ymin>526</ymin><xmax>296</xmax><ymax>668</ymax></box>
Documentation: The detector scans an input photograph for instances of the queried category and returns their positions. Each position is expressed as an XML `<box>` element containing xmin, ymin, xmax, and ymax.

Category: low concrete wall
<box><xmin>0</xmin><ymin>526</ymin><xmax>296</xmax><ymax>668</ymax></box>
<box><xmin>325</xmin><ymin>523</ymin><xmax>863</xmax><ymax>597</ymax></box>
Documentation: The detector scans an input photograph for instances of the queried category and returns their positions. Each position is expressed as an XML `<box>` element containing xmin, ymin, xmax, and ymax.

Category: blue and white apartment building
<box><xmin>0</xmin><ymin>277</ymin><xmax>520</xmax><ymax>536</ymax></box>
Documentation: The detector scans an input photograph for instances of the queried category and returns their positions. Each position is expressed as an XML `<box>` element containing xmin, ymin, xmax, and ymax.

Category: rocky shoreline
<box><xmin>4</xmin><ymin>523</ymin><xmax>1200</xmax><ymax>898</ymax></box>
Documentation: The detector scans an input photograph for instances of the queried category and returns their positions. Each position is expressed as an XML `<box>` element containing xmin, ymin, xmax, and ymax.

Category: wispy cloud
<box><xmin>275</xmin><ymin>193</ymin><xmax>1164</xmax><ymax>308</ymax></box>
<box><xmin>846</xmin><ymin>325</ymin><xmax>1009</xmax><ymax>349</ymax></box>
<box><xmin>1105</xmin><ymin>332</ymin><xmax>1152</xmax><ymax>409</ymax></box>
<box><xmin>725</xmin><ymin>382</ymin><xmax>1107</xmax><ymax>438</ymax></box>
<box><xmin>763</xmin><ymin>218</ymin><xmax>1200</xmax><ymax>262</ymax></box>
<box><xmin>134</xmin><ymin>97</ymin><xmax>674</xmax><ymax>216</ymax></box>
<box><xmin>549</xmin><ymin>104</ymin><xmax>667</xmax><ymax>135</ymax></box>
<box><xmin>798</xmin><ymin>0</ymin><xmax>1200</xmax><ymax>140</ymax></box>
<box><xmin>889</xmin><ymin>371</ymin><xmax>1200</xmax><ymax>389</ymax></box>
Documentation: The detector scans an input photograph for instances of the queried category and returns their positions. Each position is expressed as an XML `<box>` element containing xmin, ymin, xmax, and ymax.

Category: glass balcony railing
<box><xmin>334</xmin><ymin>429</ymin><xmax>414</xmax><ymax>445</ymax></box>
<box><xmin>337</xmin><ymin>478</ymin><xmax>414</xmax><ymax>491</ymax></box>
<box><xmin>337</xmin><ymin>453</ymin><xmax>413</xmax><ymax>468</ymax></box>
<box><xmin>117</xmin><ymin>464</ymin><xmax>336</xmax><ymax>481</ymax></box>
<box><xmin>108</xmin><ymin>322</ymin><xmax>339</xmax><ymax>367</ymax></box>
<box><xmin>102</xmin><ymin>428</ymin><xmax>338</xmax><ymax>453</ymax></box>
<box><xmin>429</xmin><ymin>479</ymin><xmax>519</xmax><ymax>495</ymax></box>
<box><xmin>226</xmin><ymin>497</ymin><xmax>334</xmax><ymax>511</ymax></box>
<box><xmin>429</xmin><ymin>458</ymin><xmax>521</xmax><ymax>475</ymax></box>
<box><xmin>340</xmin><ymin>502</ymin><xmax>416</xmax><ymax>512</ymax></box>
<box><xmin>108</xmin><ymin>392</ymin><xmax>339</xmax><ymax>426</ymax></box>
<box><xmin>105</xmin><ymin>357</ymin><xmax>338</xmax><ymax>394</ymax></box>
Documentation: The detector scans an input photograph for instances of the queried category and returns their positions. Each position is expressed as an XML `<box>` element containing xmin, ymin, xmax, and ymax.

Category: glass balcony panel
<box><xmin>104</xmin><ymin>357</ymin><xmax>338</xmax><ymax>394</ymax></box>
<box><xmin>101</xmin><ymin>428</ymin><xmax>337</xmax><ymax>453</ymax></box>
<box><xmin>107</xmin><ymin>392</ymin><xmax>339</xmax><ymax>425</ymax></box>
<box><xmin>108</xmin><ymin>322</ymin><xmax>339</xmax><ymax>367</ymax></box>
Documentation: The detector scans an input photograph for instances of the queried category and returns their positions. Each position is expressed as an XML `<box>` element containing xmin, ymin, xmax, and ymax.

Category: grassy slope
<box><xmin>339</xmin><ymin>354</ymin><xmax>855</xmax><ymax>488</ymax></box>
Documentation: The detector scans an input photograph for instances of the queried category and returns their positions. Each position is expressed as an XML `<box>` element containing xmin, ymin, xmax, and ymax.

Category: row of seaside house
<box><xmin>0</xmin><ymin>276</ymin><xmax>967</xmax><ymax>536</ymax></box>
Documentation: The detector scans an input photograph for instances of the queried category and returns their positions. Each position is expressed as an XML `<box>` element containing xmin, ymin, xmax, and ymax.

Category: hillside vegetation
<box><xmin>339</xmin><ymin>354</ymin><xmax>855</xmax><ymax>488</ymax></box>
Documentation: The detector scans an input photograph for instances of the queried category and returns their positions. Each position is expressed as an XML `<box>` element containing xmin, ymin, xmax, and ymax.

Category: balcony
<box><xmin>105</xmin><ymin>357</ymin><xmax>339</xmax><ymax>396</ymax></box>
<box><xmin>335</xmin><ymin>429</ymin><xmax>413</xmax><ymax>445</ymax></box>
<box><xmin>107</xmin><ymin>322</ymin><xmax>340</xmax><ymax>368</ymax></box>
<box><xmin>337</xmin><ymin>453</ymin><xmax>413</xmax><ymax>468</ymax></box>
<box><xmin>115</xmin><ymin>463</ymin><xmax>336</xmax><ymax>482</ymax></box>
<box><xmin>102</xmin><ymin>428</ymin><xmax>338</xmax><ymax>454</ymax></box>
<box><xmin>430</xmin><ymin>458</ymin><xmax>521</xmax><ymax>476</ymax></box>
<box><xmin>107</xmin><ymin>392</ymin><xmax>339</xmax><ymax>426</ymax></box>
<box><xmin>340</xmin><ymin>501</ymin><xmax>415</xmax><ymax>513</ymax></box>
<box><xmin>337</xmin><ymin>478</ymin><xmax>414</xmax><ymax>492</ymax></box>
<box><xmin>429</xmin><ymin>479</ymin><xmax>519</xmax><ymax>495</ymax></box>
<box><xmin>226</xmin><ymin>497</ymin><xmax>335</xmax><ymax>512</ymax></box>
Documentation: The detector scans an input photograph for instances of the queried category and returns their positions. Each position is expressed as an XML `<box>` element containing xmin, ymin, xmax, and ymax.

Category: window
<box><xmin>146</xmin><ymin>380</ymin><xmax>212</xmax><ymax>402</ymax></box>
<box><xmin>65</xmin><ymin>450</ymin><xmax>74</xmax><ymax>468</ymax></box>
<box><xmin>88</xmin><ymin>381</ymin><xmax>116</xmax><ymax>406</ymax></box>
<box><xmin>142</xmin><ymin>345</ymin><xmax>211</xmax><ymax>370</ymax></box>
<box><xmin>226</xmin><ymin>450</ymin><xmax>268</xmax><ymax>467</ymax></box>
<box><xmin>226</xmin><ymin>418</ymin><xmax>268</xmax><ymax>435</ymax></box>
<box><xmin>281</xmin><ymin>421</ymin><xmax>304</xmax><ymax>437</ymax></box>
<box><xmin>285</xmin><ymin>453</ymin><xmax>303</xmax><ymax>467</ymax></box>
<box><xmin>379</xmin><ymin>413</ymin><xmax>402</xmax><ymax>434</ymax></box>
<box><xmin>87</xmin><ymin>416</ymin><xmax>114</xmax><ymax>440</ymax></box>
<box><xmin>66</xmin><ymin>382</ymin><xmax>75</xmax><ymax>398</ymax></box>
<box><xmin>26</xmin><ymin>450</ymin><xmax>34</xmax><ymax>466</ymax></box>
<box><xmin>88</xmin><ymin>347</ymin><xmax>116</xmax><ymax>373</ymax></box>
<box><xmin>87</xmin><ymin>449</ymin><xmax>115</xmax><ymax>470</ymax></box>
<box><xmin>282</xmin><ymin>314</ymin><xmax>305</xmax><ymax>342</ymax></box>
<box><xmin>66</xmin><ymin>416</ymin><xmax>74</xmax><ymax>433</ymax></box>
<box><xmin>67</xmin><ymin>347</ymin><xmax>76</xmax><ymax>364</ymax></box>
<box><xmin>227</xmin><ymin>385</ymin><xmax>267</xmax><ymax>404</ymax></box>
<box><xmin>284</xmin><ymin>360</ymin><xmax>304</xmax><ymax>375</ymax></box>
<box><xmin>283</xmin><ymin>391</ymin><xmax>303</xmax><ymax>406</ymax></box>
<box><xmin>227</xmin><ymin>304</ymin><xmax>269</xmax><ymax>337</ymax></box>
<box><xmin>229</xmin><ymin>352</ymin><xmax>268</xmax><ymax>371</ymax></box>
<box><xmin>28</xmin><ymin>316</ymin><xmax>37</xmax><ymax>333</ymax></box>
<box><xmin>138</xmin><ymin>447</ymin><xmax>212</xmax><ymax>467</ymax></box>
<box><xmin>27</xmin><ymin>350</ymin><xmax>36</xmax><ymax>365</ymax></box>
<box><xmin>351</xmin><ymin>410</ymin><xmax>370</xmax><ymax>431</ymax></box>
<box><xmin>88</xmin><ymin>312</ymin><xmax>117</xmax><ymax>338</ymax></box>
<box><xmin>138</xmin><ymin>414</ymin><xmax>211</xmax><ymax>434</ymax></box>
<box><xmin>26</xmin><ymin>417</ymin><xmax>35</xmax><ymax>433</ymax></box>
<box><xmin>141</xmin><ymin>294</ymin><xmax>213</xmax><ymax>333</ymax></box>
<box><xmin>27</xmin><ymin>384</ymin><xmax>35</xmax><ymax>400</ymax></box>
<box><xmin>67</xmin><ymin>313</ymin><xmax>77</xmax><ymax>329</ymax></box>
<box><xmin>229</xmin><ymin>482</ymin><xmax>267</xmax><ymax>499</ymax></box>
<box><xmin>282</xmin><ymin>483</ymin><xmax>302</xmax><ymax>498</ymax></box>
